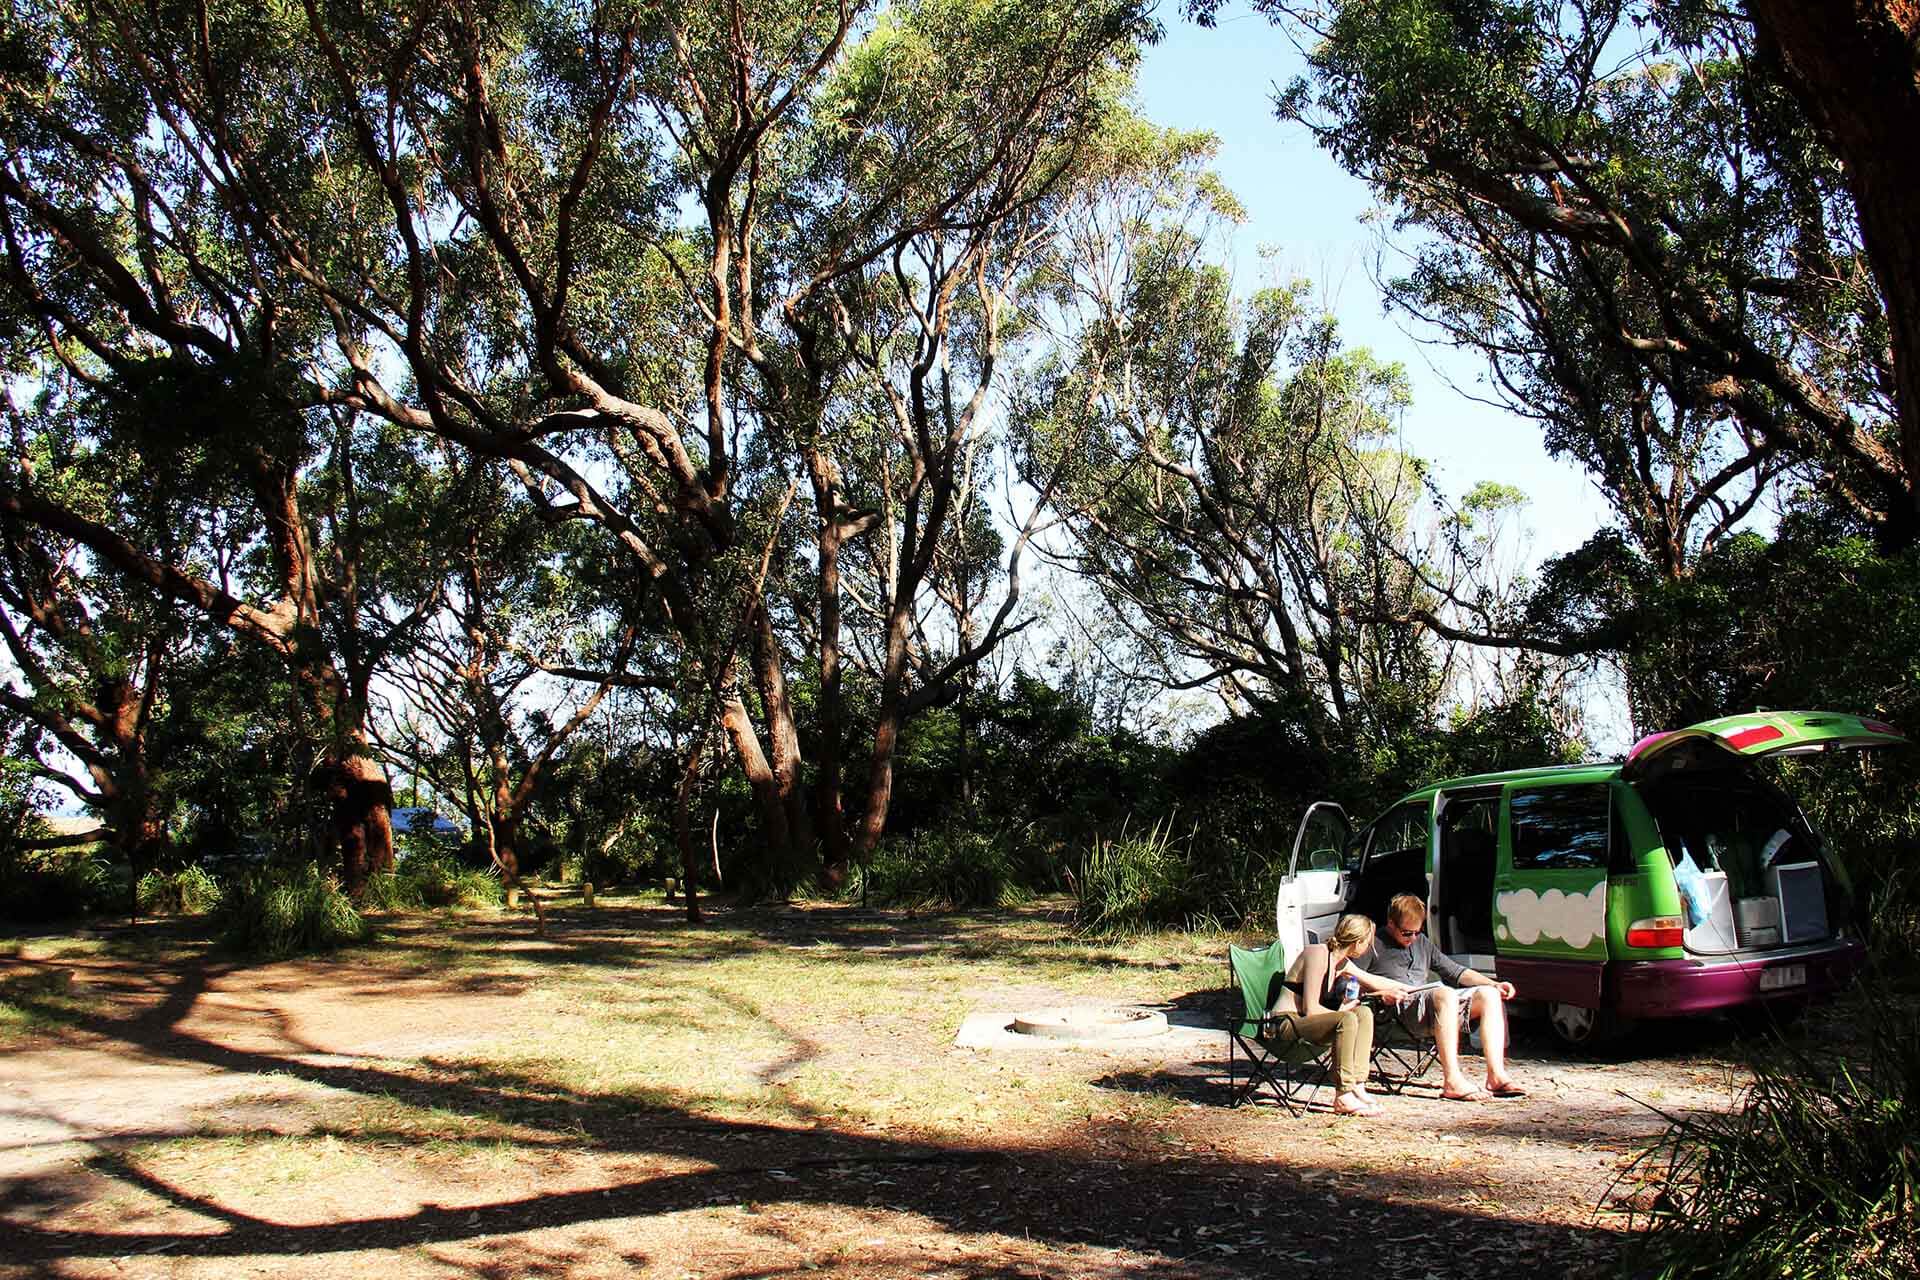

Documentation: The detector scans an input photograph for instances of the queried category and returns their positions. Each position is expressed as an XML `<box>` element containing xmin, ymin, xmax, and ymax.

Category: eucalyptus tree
<box><xmin>687</xmin><ymin>0</ymin><xmax>1153</xmax><ymax>883</ymax></box>
<box><xmin>374</xmin><ymin>467</ymin><xmax>660</xmax><ymax>886</ymax></box>
<box><xmin>1203</xmin><ymin>0</ymin><xmax>1916</xmax><ymax>558</ymax></box>
<box><xmin>1018</xmin><ymin>122</ymin><xmax>1488</xmax><ymax>753</ymax></box>
<box><xmin>0</xmin><ymin>389</ymin><xmax>452</xmax><ymax>894</ymax></box>
<box><xmin>0</xmin><ymin>15</ymin><xmax>473</xmax><ymax>890</ymax></box>
<box><xmin>0</xmin><ymin>460</ymin><xmax>181</xmax><ymax>888</ymax></box>
<box><xmin>0</xmin><ymin>0</ymin><xmax>1151</xmax><ymax>889</ymax></box>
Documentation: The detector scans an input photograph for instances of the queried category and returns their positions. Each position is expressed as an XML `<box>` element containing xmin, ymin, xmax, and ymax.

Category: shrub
<box><xmin>1070</xmin><ymin>818</ymin><xmax>1204</xmax><ymax>937</ymax></box>
<box><xmin>217</xmin><ymin>862</ymin><xmax>367</xmax><ymax>957</ymax></box>
<box><xmin>859</xmin><ymin>828</ymin><xmax>1030</xmax><ymax>910</ymax></box>
<box><xmin>0</xmin><ymin>846</ymin><xmax>117</xmax><ymax>921</ymax></box>
<box><xmin>359</xmin><ymin>870</ymin><xmax>424</xmax><ymax>913</ymax></box>
<box><xmin>136</xmin><ymin>865</ymin><xmax>223</xmax><ymax>915</ymax></box>
<box><xmin>1619</xmin><ymin>995</ymin><xmax>1919</xmax><ymax>1280</ymax></box>
<box><xmin>1865</xmin><ymin>869</ymin><xmax>1920</xmax><ymax>986</ymax></box>
<box><xmin>395</xmin><ymin>849</ymin><xmax>502</xmax><ymax>910</ymax></box>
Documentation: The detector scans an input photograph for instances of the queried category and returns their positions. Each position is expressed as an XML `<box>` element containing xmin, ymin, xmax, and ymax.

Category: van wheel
<box><xmin>1548</xmin><ymin>1001</ymin><xmax>1624</xmax><ymax>1050</ymax></box>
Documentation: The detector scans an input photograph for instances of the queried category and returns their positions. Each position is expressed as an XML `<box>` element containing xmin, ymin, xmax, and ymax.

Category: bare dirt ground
<box><xmin>0</xmin><ymin>900</ymin><xmax>1766</xmax><ymax>1279</ymax></box>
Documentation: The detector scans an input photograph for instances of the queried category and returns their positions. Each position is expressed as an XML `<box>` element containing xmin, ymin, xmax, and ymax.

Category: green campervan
<box><xmin>1278</xmin><ymin>710</ymin><xmax>1906</xmax><ymax>1047</ymax></box>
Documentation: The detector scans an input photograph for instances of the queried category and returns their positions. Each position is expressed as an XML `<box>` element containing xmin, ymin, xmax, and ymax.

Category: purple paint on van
<box><xmin>1611</xmin><ymin>940</ymin><xmax>1866</xmax><ymax>1019</ymax></box>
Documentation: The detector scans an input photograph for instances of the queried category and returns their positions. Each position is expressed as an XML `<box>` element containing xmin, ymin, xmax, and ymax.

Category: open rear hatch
<box><xmin>1625</xmin><ymin>712</ymin><xmax>1907</xmax><ymax>954</ymax></box>
<box><xmin>1624</xmin><ymin>711</ymin><xmax>1907</xmax><ymax>782</ymax></box>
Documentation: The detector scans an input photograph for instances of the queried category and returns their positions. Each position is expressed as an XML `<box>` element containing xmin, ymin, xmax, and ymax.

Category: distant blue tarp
<box><xmin>392</xmin><ymin>807</ymin><xmax>463</xmax><ymax>838</ymax></box>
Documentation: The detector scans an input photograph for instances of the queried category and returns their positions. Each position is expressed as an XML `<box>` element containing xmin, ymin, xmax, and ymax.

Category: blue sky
<box><xmin>1132</xmin><ymin>7</ymin><xmax>1616</xmax><ymax>565</ymax></box>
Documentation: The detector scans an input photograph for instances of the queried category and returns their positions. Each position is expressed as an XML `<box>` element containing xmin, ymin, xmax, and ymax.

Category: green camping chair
<box><xmin>1225</xmin><ymin>940</ymin><xmax>1336</xmax><ymax>1113</ymax></box>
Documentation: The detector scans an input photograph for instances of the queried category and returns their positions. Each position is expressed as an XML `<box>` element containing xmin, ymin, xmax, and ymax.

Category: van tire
<box><xmin>1547</xmin><ymin>1001</ymin><xmax>1626</xmax><ymax>1051</ymax></box>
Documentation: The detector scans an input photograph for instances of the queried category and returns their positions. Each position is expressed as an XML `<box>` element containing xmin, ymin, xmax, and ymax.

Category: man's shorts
<box><xmin>1395</xmin><ymin>985</ymin><xmax>1479</xmax><ymax>1036</ymax></box>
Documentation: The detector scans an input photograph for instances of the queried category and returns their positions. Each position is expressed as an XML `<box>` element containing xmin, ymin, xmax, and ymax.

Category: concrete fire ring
<box><xmin>1008</xmin><ymin>1006</ymin><xmax>1169</xmax><ymax>1041</ymax></box>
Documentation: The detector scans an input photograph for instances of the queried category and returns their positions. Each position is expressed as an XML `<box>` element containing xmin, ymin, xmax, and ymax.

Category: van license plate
<box><xmin>1760</xmin><ymin>965</ymin><xmax>1806</xmax><ymax>991</ymax></box>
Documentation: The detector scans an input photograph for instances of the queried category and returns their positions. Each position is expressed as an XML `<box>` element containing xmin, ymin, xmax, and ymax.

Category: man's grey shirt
<box><xmin>1361</xmin><ymin>933</ymin><xmax>1467</xmax><ymax>987</ymax></box>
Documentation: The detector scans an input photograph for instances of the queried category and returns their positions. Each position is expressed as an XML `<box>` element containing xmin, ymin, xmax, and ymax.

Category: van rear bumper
<box><xmin>1612</xmin><ymin>939</ymin><xmax>1865</xmax><ymax>1018</ymax></box>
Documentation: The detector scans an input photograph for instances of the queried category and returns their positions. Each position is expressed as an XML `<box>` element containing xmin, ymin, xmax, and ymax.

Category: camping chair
<box><xmin>1225</xmin><ymin>941</ymin><xmax>1336</xmax><ymax>1113</ymax></box>
<box><xmin>1367</xmin><ymin>1001</ymin><xmax>1439</xmax><ymax>1095</ymax></box>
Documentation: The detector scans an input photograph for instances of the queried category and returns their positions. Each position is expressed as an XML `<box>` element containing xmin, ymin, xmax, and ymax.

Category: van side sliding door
<box><xmin>1494</xmin><ymin>782</ymin><xmax>1611</xmax><ymax>1009</ymax></box>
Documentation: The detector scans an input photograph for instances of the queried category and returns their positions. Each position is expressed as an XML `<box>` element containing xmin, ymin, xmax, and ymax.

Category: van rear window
<box><xmin>1640</xmin><ymin>776</ymin><xmax>1812</xmax><ymax>898</ymax></box>
<box><xmin>1510</xmin><ymin>785</ymin><xmax>1610</xmax><ymax>870</ymax></box>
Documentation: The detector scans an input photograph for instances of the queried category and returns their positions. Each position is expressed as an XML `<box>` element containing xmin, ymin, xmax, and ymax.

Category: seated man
<box><xmin>1355</xmin><ymin>893</ymin><xmax>1528</xmax><ymax>1101</ymax></box>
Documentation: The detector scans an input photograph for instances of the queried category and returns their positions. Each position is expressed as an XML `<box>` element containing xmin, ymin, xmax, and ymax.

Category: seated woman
<box><xmin>1266</xmin><ymin>914</ymin><xmax>1380</xmax><ymax>1116</ymax></box>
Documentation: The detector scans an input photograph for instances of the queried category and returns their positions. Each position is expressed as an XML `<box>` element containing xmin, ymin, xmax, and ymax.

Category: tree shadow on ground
<box><xmin>0</xmin><ymin>916</ymin><xmax>1631</xmax><ymax>1279</ymax></box>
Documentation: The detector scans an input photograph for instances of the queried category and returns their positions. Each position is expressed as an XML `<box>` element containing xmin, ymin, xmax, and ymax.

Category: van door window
<box><xmin>1510</xmin><ymin>786</ymin><xmax>1610</xmax><ymax>869</ymax></box>
<box><xmin>1349</xmin><ymin>800</ymin><xmax>1431</xmax><ymax>925</ymax></box>
<box><xmin>1497</xmin><ymin>783</ymin><xmax>1610</xmax><ymax>958</ymax></box>
<box><xmin>1607</xmin><ymin>790</ymin><xmax>1638</xmax><ymax>876</ymax></box>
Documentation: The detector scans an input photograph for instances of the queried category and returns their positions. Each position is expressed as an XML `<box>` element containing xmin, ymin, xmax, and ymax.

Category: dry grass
<box><xmin>0</xmin><ymin>896</ymin><xmax>1648</xmax><ymax>1280</ymax></box>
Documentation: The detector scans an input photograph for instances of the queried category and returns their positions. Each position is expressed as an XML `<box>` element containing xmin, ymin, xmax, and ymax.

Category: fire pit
<box><xmin>1008</xmin><ymin>1006</ymin><xmax>1169</xmax><ymax>1041</ymax></box>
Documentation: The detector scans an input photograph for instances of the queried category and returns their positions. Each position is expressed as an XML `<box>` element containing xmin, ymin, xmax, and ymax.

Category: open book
<box><xmin>1397</xmin><ymin>981</ymin><xmax>1446</xmax><ymax>996</ymax></box>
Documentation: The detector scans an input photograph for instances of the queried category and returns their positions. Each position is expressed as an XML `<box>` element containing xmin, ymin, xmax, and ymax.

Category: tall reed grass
<box><xmin>1619</xmin><ymin>995</ymin><xmax>1918</xmax><ymax>1279</ymax></box>
<box><xmin>860</xmin><ymin>829</ymin><xmax>1030</xmax><ymax>910</ymax></box>
<box><xmin>136</xmin><ymin>865</ymin><xmax>223</xmax><ymax>915</ymax></box>
<box><xmin>217</xmin><ymin>862</ymin><xmax>367</xmax><ymax>957</ymax></box>
<box><xmin>1070</xmin><ymin>818</ymin><xmax>1203</xmax><ymax>937</ymax></box>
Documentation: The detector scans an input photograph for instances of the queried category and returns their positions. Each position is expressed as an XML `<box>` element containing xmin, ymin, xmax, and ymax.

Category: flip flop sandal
<box><xmin>1488</xmin><ymin>1083</ymin><xmax>1529</xmax><ymax>1098</ymax></box>
<box><xmin>1441</xmin><ymin>1089</ymin><xmax>1491</xmax><ymax>1102</ymax></box>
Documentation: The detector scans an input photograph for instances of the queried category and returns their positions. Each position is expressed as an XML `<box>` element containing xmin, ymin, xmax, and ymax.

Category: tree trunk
<box><xmin>852</xmin><ymin>607</ymin><xmax>915</xmax><ymax>860</ymax></box>
<box><xmin>721</xmin><ymin>692</ymin><xmax>793</xmax><ymax>869</ymax></box>
<box><xmin>811</xmin><ymin>492</ymin><xmax>853</xmax><ymax>887</ymax></box>
<box><xmin>673</xmin><ymin>737</ymin><xmax>705</xmax><ymax>923</ymax></box>
<box><xmin>751</xmin><ymin>601</ymin><xmax>815</xmax><ymax>865</ymax></box>
<box><xmin>316</xmin><ymin>740</ymin><xmax>394</xmax><ymax>897</ymax></box>
<box><xmin>113</xmin><ymin>786</ymin><xmax>168</xmax><ymax>922</ymax></box>
<box><xmin>1748</xmin><ymin>1</ymin><xmax>1920</xmax><ymax>543</ymax></box>
<box><xmin>488</xmin><ymin>813</ymin><xmax>522</xmax><ymax>885</ymax></box>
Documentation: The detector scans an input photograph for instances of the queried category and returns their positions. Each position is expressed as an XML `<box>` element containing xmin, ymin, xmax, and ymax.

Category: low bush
<box><xmin>0</xmin><ymin>847</ymin><xmax>117</xmax><ymax>921</ymax></box>
<box><xmin>136</xmin><ymin>865</ymin><xmax>223</xmax><ymax>916</ymax></box>
<box><xmin>1620</xmin><ymin>995</ymin><xmax>1919</xmax><ymax>1280</ymax></box>
<box><xmin>359</xmin><ymin>871</ymin><xmax>423</xmax><ymax>913</ymax></box>
<box><xmin>860</xmin><ymin>828</ymin><xmax>1030</xmax><ymax>910</ymax></box>
<box><xmin>1070</xmin><ymin>819</ymin><xmax>1204</xmax><ymax>937</ymax></box>
<box><xmin>217</xmin><ymin>862</ymin><xmax>367</xmax><ymax>957</ymax></box>
<box><xmin>395</xmin><ymin>849</ymin><xmax>502</xmax><ymax>910</ymax></box>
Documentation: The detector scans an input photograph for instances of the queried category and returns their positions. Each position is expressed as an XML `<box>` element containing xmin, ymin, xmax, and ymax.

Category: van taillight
<box><xmin>1627</xmin><ymin>916</ymin><xmax>1686</xmax><ymax>948</ymax></box>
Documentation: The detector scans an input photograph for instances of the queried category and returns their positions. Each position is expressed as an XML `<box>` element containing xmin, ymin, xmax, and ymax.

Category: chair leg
<box><xmin>1228</xmin><ymin>1033</ymin><xmax>1294</xmax><ymax>1110</ymax></box>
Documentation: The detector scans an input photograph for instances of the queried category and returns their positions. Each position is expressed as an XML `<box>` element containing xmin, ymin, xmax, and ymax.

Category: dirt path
<box><xmin>0</xmin><ymin>907</ymin><xmax>1748</xmax><ymax>1279</ymax></box>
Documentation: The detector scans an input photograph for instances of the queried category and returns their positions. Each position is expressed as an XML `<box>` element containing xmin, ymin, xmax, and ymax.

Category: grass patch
<box><xmin>0</xmin><ymin>966</ymin><xmax>97</xmax><ymax>1038</ymax></box>
<box><xmin>10</xmin><ymin>899</ymin><xmax>1226</xmax><ymax>1219</ymax></box>
<box><xmin>129</xmin><ymin>1131</ymin><xmax>379</xmax><ymax>1194</ymax></box>
<box><xmin>262</xmin><ymin>900</ymin><xmax>1213</xmax><ymax>1146</ymax></box>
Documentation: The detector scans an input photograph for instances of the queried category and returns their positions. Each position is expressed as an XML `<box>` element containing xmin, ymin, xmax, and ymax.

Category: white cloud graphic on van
<box><xmin>1496</xmin><ymin>884</ymin><xmax>1605</xmax><ymax>951</ymax></box>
